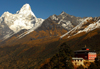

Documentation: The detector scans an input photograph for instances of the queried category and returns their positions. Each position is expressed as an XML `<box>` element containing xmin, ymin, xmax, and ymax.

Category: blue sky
<box><xmin>0</xmin><ymin>0</ymin><xmax>100</xmax><ymax>19</ymax></box>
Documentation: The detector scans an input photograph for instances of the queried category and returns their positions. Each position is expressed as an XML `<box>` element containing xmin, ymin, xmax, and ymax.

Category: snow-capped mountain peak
<box><xmin>0</xmin><ymin>4</ymin><xmax>44</xmax><ymax>40</ymax></box>
<box><xmin>18</xmin><ymin>4</ymin><xmax>35</xmax><ymax>17</ymax></box>
<box><xmin>0</xmin><ymin>3</ymin><xmax>43</xmax><ymax>33</ymax></box>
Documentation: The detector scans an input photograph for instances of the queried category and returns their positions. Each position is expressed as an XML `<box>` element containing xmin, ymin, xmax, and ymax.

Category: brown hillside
<box><xmin>0</xmin><ymin>25</ymin><xmax>67</xmax><ymax>69</ymax></box>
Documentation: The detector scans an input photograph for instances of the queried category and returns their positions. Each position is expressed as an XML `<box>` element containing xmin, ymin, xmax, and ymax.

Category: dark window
<box><xmin>78</xmin><ymin>60</ymin><xmax>79</xmax><ymax>61</ymax></box>
<box><xmin>80</xmin><ymin>60</ymin><xmax>82</xmax><ymax>61</ymax></box>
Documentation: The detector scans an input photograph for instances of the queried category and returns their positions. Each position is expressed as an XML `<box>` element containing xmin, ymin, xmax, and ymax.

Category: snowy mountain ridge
<box><xmin>49</xmin><ymin>12</ymin><xmax>84</xmax><ymax>31</ymax></box>
<box><xmin>60</xmin><ymin>17</ymin><xmax>100</xmax><ymax>39</ymax></box>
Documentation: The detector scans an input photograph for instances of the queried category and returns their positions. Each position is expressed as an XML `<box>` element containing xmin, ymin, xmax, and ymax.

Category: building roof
<box><xmin>72</xmin><ymin>57</ymin><xmax>83</xmax><ymax>60</ymax></box>
<box><xmin>82</xmin><ymin>45</ymin><xmax>89</xmax><ymax>48</ymax></box>
<box><xmin>74</xmin><ymin>50</ymin><xmax>96</xmax><ymax>53</ymax></box>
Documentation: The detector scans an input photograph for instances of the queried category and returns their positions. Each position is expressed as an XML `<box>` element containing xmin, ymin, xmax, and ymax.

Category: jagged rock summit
<box><xmin>46</xmin><ymin>11</ymin><xmax>85</xmax><ymax>31</ymax></box>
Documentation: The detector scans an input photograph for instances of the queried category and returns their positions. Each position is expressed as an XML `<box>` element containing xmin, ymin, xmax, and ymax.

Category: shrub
<box><xmin>77</xmin><ymin>65</ymin><xmax>84</xmax><ymax>69</ymax></box>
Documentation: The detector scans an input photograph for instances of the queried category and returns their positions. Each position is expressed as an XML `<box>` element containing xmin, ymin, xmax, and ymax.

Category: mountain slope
<box><xmin>1</xmin><ymin>26</ymin><xmax>100</xmax><ymax>69</ymax></box>
<box><xmin>59</xmin><ymin>17</ymin><xmax>100</xmax><ymax>52</ymax></box>
<box><xmin>63</xmin><ymin>28</ymin><xmax>100</xmax><ymax>52</ymax></box>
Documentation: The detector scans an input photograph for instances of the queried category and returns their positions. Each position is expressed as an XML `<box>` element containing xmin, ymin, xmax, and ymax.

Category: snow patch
<box><xmin>51</xmin><ymin>15</ymin><xmax>58</xmax><ymax>20</ymax></box>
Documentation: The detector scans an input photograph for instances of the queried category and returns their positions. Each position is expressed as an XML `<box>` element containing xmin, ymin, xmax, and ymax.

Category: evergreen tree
<box><xmin>95</xmin><ymin>59</ymin><xmax>100</xmax><ymax>69</ymax></box>
<box><xmin>88</xmin><ymin>63</ymin><xmax>97</xmax><ymax>69</ymax></box>
<box><xmin>59</xmin><ymin>43</ymin><xmax>74</xmax><ymax>69</ymax></box>
<box><xmin>40</xmin><ymin>42</ymin><xmax>74</xmax><ymax>69</ymax></box>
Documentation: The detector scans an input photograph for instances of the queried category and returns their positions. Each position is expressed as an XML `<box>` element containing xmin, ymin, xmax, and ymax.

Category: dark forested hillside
<box><xmin>40</xmin><ymin>43</ymin><xmax>74</xmax><ymax>69</ymax></box>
